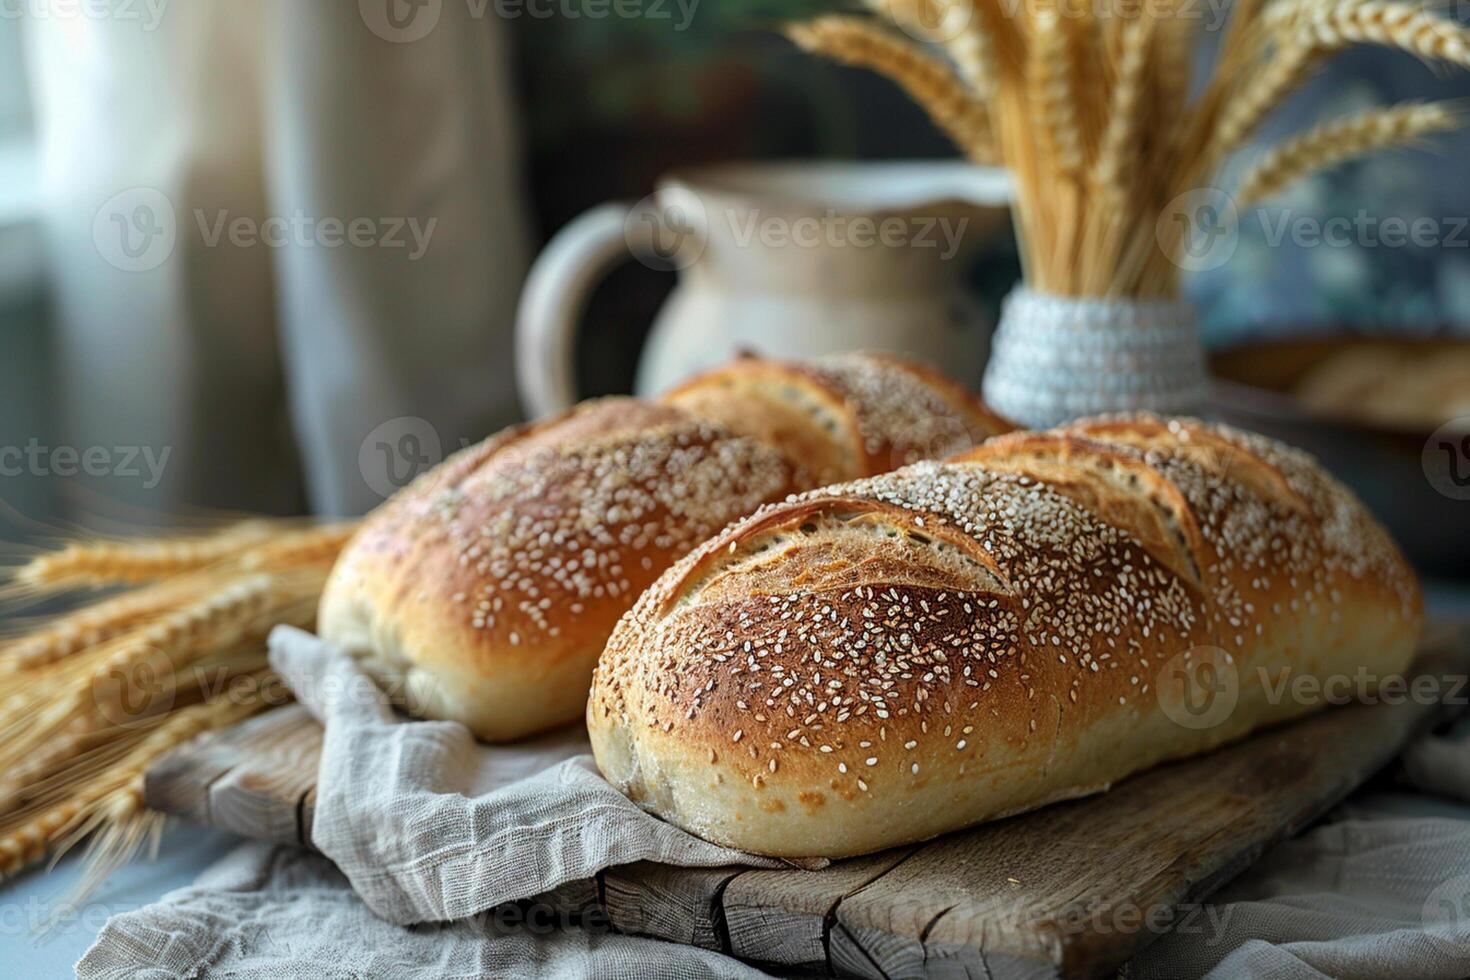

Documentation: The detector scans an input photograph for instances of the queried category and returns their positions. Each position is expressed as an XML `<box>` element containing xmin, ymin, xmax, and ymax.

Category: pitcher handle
<box><xmin>517</xmin><ymin>202</ymin><xmax>652</xmax><ymax>418</ymax></box>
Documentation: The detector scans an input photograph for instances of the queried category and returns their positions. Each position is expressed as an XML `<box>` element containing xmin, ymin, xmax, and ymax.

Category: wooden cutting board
<box><xmin>145</xmin><ymin>625</ymin><xmax>1468</xmax><ymax>979</ymax></box>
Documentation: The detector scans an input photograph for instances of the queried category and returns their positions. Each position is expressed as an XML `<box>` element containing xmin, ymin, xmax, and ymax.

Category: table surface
<box><xmin>0</xmin><ymin>823</ymin><xmax>240</xmax><ymax>978</ymax></box>
<box><xmin>3</xmin><ymin>581</ymin><xmax>1469</xmax><ymax>979</ymax></box>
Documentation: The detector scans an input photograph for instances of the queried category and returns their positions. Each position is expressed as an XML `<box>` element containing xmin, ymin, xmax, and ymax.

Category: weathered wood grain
<box><xmin>144</xmin><ymin>702</ymin><xmax>321</xmax><ymax>845</ymax></box>
<box><xmin>722</xmin><ymin>848</ymin><xmax>917</xmax><ymax>972</ymax></box>
<box><xmin>601</xmin><ymin>861</ymin><xmax>742</xmax><ymax>949</ymax></box>
<box><xmin>143</xmin><ymin>627</ymin><xmax>1468</xmax><ymax>978</ymax></box>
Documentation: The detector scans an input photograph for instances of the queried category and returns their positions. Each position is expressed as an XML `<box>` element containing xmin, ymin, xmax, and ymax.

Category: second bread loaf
<box><xmin>319</xmin><ymin>353</ymin><xmax>1013</xmax><ymax>741</ymax></box>
<box><xmin>588</xmin><ymin>416</ymin><xmax>1422</xmax><ymax>857</ymax></box>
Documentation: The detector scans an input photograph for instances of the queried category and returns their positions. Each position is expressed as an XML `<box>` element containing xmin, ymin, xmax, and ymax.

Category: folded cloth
<box><xmin>79</xmin><ymin>625</ymin><xmax>783</xmax><ymax>978</ymax></box>
<box><xmin>1123</xmin><ymin>711</ymin><xmax>1470</xmax><ymax>979</ymax></box>
<box><xmin>76</xmin><ymin>840</ymin><xmax>772</xmax><ymax>980</ymax></box>
<box><xmin>265</xmin><ymin>626</ymin><xmax>783</xmax><ymax>925</ymax></box>
<box><xmin>76</xmin><ymin>628</ymin><xmax>1470</xmax><ymax>979</ymax></box>
<box><xmin>1122</xmin><ymin>809</ymin><xmax>1470</xmax><ymax>980</ymax></box>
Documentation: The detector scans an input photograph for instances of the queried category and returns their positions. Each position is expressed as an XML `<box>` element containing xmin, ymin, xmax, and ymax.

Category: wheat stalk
<box><xmin>948</xmin><ymin>22</ymin><xmax>998</xmax><ymax>103</ymax></box>
<box><xmin>1094</xmin><ymin>20</ymin><xmax>1149</xmax><ymax>197</ymax></box>
<box><xmin>1084</xmin><ymin>17</ymin><xmax>1154</xmax><ymax>296</ymax></box>
<box><xmin>10</xmin><ymin>520</ymin><xmax>278</xmax><ymax>593</ymax></box>
<box><xmin>1</xmin><ymin>524</ymin><xmax>348</xmax><ymax>675</ymax></box>
<box><xmin>1236</xmin><ymin>102</ymin><xmax>1460</xmax><ymax>203</ymax></box>
<box><xmin>0</xmin><ymin>577</ymin><xmax>200</xmax><ymax>673</ymax></box>
<box><xmin>90</xmin><ymin>573</ymin><xmax>278</xmax><ymax>681</ymax></box>
<box><xmin>0</xmin><ymin>692</ymin><xmax>266</xmax><ymax>881</ymax></box>
<box><xmin>788</xmin><ymin>16</ymin><xmax>996</xmax><ymax>161</ymax></box>
<box><xmin>0</xmin><ymin>518</ymin><xmax>341</xmax><ymax>894</ymax></box>
<box><xmin>1212</xmin><ymin>41</ymin><xmax>1325</xmax><ymax>159</ymax></box>
<box><xmin>0</xmin><ymin>726</ymin><xmax>143</xmax><ymax>821</ymax></box>
<box><xmin>869</xmin><ymin>0</ymin><xmax>1004</xmax><ymax>96</ymax></box>
<box><xmin>1305</xmin><ymin>1</ymin><xmax>1470</xmax><ymax>64</ymax></box>
<box><xmin>238</xmin><ymin>523</ymin><xmax>357</xmax><ymax>572</ymax></box>
<box><xmin>0</xmin><ymin>578</ymin><xmax>314</xmax><ymax>781</ymax></box>
<box><xmin>1214</xmin><ymin>2</ymin><xmax>1470</xmax><ymax>161</ymax></box>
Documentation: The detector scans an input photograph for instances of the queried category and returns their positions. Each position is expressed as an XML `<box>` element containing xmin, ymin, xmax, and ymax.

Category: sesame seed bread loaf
<box><xmin>318</xmin><ymin>354</ymin><xmax>1013</xmax><ymax>741</ymax></box>
<box><xmin>587</xmin><ymin>415</ymin><xmax>1422</xmax><ymax>858</ymax></box>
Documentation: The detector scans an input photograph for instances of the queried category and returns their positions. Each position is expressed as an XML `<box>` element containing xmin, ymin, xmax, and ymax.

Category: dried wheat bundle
<box><xmin>0</xmin><ymin>518</ymin><xmax>357</xmax><ymax>903</ymax></box>
<box><xmin>8</xmin><ymin>520</ymin><xmax>278</xmax><ymax>593</ymax></box>
<box><xmin>788</xmin><ymin>16</ymin><xmax>996</xmax><ymax>161</ymax></box>
<box><xmin>788</xmin><ymin>0</ymin><xmax>1470</xmax><ymax>298</ymax></box>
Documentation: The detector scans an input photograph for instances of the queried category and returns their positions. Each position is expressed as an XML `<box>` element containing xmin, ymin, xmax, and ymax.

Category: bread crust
<box><xmin>588</xmin><ymin>415</ymin><xmax>1422</xmax><ymax>857</ymax></box>
<box><xmin>664</xmin><ymin>353</ymin><xmax>1014</xmax><ymax>486</ymax></box>
<box><xmin>319</xmin><ymin>354</ymin><xmax>1012</xmax><ymax>742</ymax></box>
<box><xmin>318</xmin><ymin>398</ymin><xmax>795</xmax><ymax>741</ymax></box>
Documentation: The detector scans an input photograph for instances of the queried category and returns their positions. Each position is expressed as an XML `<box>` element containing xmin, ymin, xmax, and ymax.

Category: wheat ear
<box><xmin>1236</xmin><ymin>101</ymin><xmax>1459</xmax><ymax>204</ymax></box>
<box><xmin>0</xmin><ymin>577</ymin><xmax>201</xmax><ymax>673</ymax></box>
<box><xmin>1216</xmin><ymin>3</ymin><xmax>1470</xmax><ymax>160</ymax></box>
<box><xmin>0</xmin><ymin>694</ymin><xmax>264</xmax><ymax>879</ymax></box>
<box><xmin>868</xmin><ymin>0</ymin><xmax>1000</xmax><ymax>96</ymax></box>
<box><xmin>1085</xmin><ymin>16</ymin><xmax>1154</xmax><ymax>296</ymax></box>
<box><xmin>1095</xmin><ymin>16</ymin><xmax>1152</xmax><ymax>202</ymax></box>
<box><xmin>91</xmin><ymin>573</ymin><xmax>280</xmax><ymax>680</ymax></box>
<box><xmin>787</xmin><ymin>17</ymin><xmax>995</xmax><ymax>161</ymax></box>
<box><xmin>12</xmin><ymin>520</ymin><xmax>278</xmax><ymax>592</ymax></box>
<box><xmin>936</xmin><ymin>0</ymin><xmax>999</xmax><ymax>99</ymax></box>
<box><xmin>1029</xmin><ymin>8</ymin><xmax>1084</xmax><ymax>178</ymax></box>
<box><xmin>1305</xmin><ymin>1</ymin><xmax>1470</xmax><ymax>65</ymax></box>
<box><xmin>238</xmin><ymin>522</ymin><xmax>357</xmax><ymax>572</ymax></box>
<box><xmin>1212</xmin><ymin>42</ymin><xmax>1325</xmax><ymax>159</ymax></box>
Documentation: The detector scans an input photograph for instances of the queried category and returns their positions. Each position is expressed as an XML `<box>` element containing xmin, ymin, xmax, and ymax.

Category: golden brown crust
<box><xmin>318</xmin><ymin>398</ymin><xmax>795</xmax><ymax>741</ymax></box>
<box><xmin>663</xmin><ymin>352</ymin><xmax>1015</xmax><ymax>487</ymax></box>
<box><xmin>319</xmin><ymin>353</ymin><xmax>1010</xmax><ymax>742</ymax></box>
<box><xmin>797</xmin><ymin>352</ymin><xmax>1015</xmax><ymax>473</ymax></box>
<box><xmin>588</xmin><ymin>415</ymin><xmax>1422</xmax><ymax>857</ymax></box>
<box><xmin>661</xmin><ymin>360</ymin><xmax>866</xmax><ymax>489</ymax></box>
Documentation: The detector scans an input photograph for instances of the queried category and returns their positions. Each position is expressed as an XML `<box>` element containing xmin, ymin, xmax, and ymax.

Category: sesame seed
<box><xmin>590</xmin><ymin>412</ymin><xmax>1415</xmax><ymax>817</ymax></box>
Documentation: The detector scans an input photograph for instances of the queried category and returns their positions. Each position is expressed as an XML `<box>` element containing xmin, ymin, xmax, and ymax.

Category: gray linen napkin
<box><xmin>258</xmin><ymin>626</ymin><xmax>781</xmax><ymax>926</ymax></box>
<box><xmin>1122</xmin><ymin>809</ymin><xmax>1470</xmax><ymax>980</ymax></box>
<box><xmin>1123</xmin><ymin>715</ymin><xmax>1470</xmax><ymax>979</ymax></box>
<box><xmin>76</xmin><ymin>629</ymin><xmax>1470</xmax><ymax>978</ymax></box>
<box><xmin>75</xmin><ymin>840</ymin><xmax>771</xmax><ymax>980</ymax></box>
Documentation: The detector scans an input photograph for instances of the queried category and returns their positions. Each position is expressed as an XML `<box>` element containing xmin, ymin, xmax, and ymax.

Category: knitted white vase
<box><xmin>982</xmin><ymin>286</ymin><xmax>1208</xmax><ymax>430</ymax></box>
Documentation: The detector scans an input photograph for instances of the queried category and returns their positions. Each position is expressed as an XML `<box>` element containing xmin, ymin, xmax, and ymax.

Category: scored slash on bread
<box><xmin>664</xmin><ymin>352</ymin><xmax>1012</xmax><ymax>487</ymax></box>
<box><xmin>588</xmin><ymin>415</ymin><xmax>1422</xmax><ymax>859</ymax></box>
<box><xmin>317</xmin><ymin>353</ymin><xmax>1014</xmax><ymax>742</ymax></box>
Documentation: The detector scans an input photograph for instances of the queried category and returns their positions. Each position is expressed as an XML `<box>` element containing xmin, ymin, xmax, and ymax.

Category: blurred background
<box><xmin>0</xmin><ymin>1</ymin><xmax>1468</xmax><ymax>569</ymax></box>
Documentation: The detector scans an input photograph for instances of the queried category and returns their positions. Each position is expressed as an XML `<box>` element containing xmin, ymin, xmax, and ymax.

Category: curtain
<box><xmin>23</xmin><ymin>0</ymin><xmax>531</xmax><ymax>519</ymax></box>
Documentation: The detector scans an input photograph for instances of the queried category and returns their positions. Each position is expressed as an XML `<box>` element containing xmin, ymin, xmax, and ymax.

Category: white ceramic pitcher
<box><xmin>515</xmin><ymin>161</ymin><xmax>1013</xmax><ymax>417</ymax></box>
